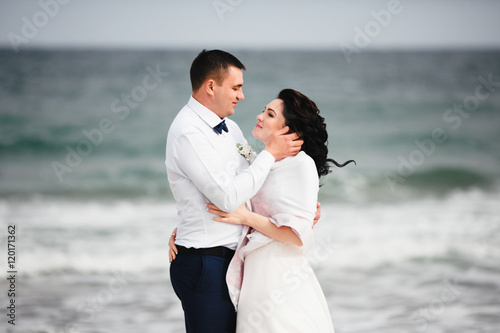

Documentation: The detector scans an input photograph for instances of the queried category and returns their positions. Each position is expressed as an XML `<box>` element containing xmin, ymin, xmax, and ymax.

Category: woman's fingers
<box><xmin>168</xmin><ymin>228</ymin><xmax>177</xmax><ymax>263</ymax></box>
<box><xmin>169</xmin><ymin>244</ymin><xmax>178</xmax><ymax>263</ymax></box>
<box><xmin>169</xmin><ymin>248</ymin><xmax>177</xmax><ymax>263</ymax></box>
<box><xmin>205</xmin><ymin>203</ymin><xmax>240</xmax><ymax>224</ymax></box>
<box><xmin>312</xmin><ymin>202</ymin><xmax>321</xmax><ymax>228</ymax></box>
<box><xmin>206</xmin><ymin>203</ymin><xmax>223</xmax><ymax>212</ymax></box>
<box><xmin>206</xmin><ymin>204</ymin><xmax>227</xmax><ymax>217</ymax></box>
<box><xmin>210</xmin><ymin>213</ymin><xmax>230</xmax><ymax>222</ymax></box>
<box><xmin>212</xmin><ymin>217</ymin><xmax>239</xmax><ymax>225</ymax></box>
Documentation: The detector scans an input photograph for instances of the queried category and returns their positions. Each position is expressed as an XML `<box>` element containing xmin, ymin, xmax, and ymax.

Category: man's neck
<box><xmin>192</xmin><ymin>92</ymin><xmax>221</xmax><ymax>119</ymax></box>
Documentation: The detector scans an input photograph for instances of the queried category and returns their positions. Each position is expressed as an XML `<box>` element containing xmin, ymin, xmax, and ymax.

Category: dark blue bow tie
<box><xmin>213</xmin><ymin>120</ymin><xmax>228</xmax><ymax>134</ymax></box>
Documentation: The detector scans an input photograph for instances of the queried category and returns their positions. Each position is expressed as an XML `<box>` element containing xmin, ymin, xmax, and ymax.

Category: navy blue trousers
<box><xmin>170</xmin><ymin>252</ymin><xmax>236</xmax><ymax>333</ymax></box>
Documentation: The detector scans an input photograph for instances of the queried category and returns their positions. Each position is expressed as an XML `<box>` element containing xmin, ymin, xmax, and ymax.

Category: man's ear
<box><xmin>206</xmin><ymin>79</ymin><xmax>215</xmax><ymax>95</ymax></box>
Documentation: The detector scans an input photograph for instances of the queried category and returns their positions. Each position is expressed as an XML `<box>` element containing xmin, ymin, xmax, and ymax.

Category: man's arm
<box><xmin>174</xmin><ymin>132</ymin><xmax>273</xmax><ymax>212</ymax></box>
<box><xmin>173</xmin><ymin>127</ymin><xmax>302</xmax><ymax>213</ymax></box>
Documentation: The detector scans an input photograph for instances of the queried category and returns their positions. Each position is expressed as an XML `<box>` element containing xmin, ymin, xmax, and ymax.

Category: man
<box><xmin>165</xmin><ymin>49</ymin><xmax>302</xmax><ymax>333</ymax></box>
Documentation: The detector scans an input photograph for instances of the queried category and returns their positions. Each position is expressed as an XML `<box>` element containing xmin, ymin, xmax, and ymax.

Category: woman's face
<box><xmin>252</xmin><ymin>98</ymin><xmax>286</xmax><ymax>143</ymax></box>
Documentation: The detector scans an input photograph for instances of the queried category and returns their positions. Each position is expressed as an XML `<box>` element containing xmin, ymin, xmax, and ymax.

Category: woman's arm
<box><xmin>168</xmin><ymin>228</ymin><xmax>178</xmax><ymax>262</ymax></box>
<box><xmin>206</xmin><ymin>204</ymin><xmax>302</xmax><ymax>247</ymax></box>
<box><xmin>169</xmin><ymin>200</ymin><xmax>317</xmax><ymax>261</ymax></box>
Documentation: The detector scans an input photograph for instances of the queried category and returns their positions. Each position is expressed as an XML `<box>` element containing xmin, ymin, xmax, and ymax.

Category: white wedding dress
<box><xmin>226</xmin><ymin>151</ymin><xmax>335</xmax><ymax>333</ymax></box>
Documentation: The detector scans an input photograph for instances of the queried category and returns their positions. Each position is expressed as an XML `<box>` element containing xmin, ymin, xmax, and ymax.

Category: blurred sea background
<box><xmin>0</xmin><ymin>49</ymin><xmax>499</xmax><ymax>332</ymax></box>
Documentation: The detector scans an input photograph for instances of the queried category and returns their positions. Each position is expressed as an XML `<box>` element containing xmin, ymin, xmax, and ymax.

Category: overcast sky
<box><xmin>1</xmin><ymin>0</ymin><xmax>500</xmax><ymax>51</ymax></box>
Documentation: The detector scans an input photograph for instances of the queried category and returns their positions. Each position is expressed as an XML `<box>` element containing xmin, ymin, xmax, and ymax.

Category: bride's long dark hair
<box><xmin>278</xmin><ymin>89</ymin><xmax>355</xmax><ymax>177</ymax></box>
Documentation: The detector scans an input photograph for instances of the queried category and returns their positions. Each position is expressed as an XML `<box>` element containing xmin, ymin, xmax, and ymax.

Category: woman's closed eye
<box><xmin>262</xmin><ymin>109</ymin><xmax>274</xmax><ymax>118</ymax></box>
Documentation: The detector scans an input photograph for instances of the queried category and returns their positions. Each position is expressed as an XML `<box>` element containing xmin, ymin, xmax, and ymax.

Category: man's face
<box><xmin>212</xmin><ymin>66</ymin><xmax>245</xmax><ymax>118</ymax></box>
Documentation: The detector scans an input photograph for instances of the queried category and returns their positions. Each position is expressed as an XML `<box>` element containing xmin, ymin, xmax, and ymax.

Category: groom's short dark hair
<box><xmin>190</xmin><ymin>49</ymin><xmax>246</xmax><ymax>92</ymax></box>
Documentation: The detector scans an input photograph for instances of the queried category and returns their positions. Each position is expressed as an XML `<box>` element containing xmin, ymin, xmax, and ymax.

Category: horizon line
<box><xmin>1</xmin><ymin>44</ymin><xmax>500</xmax><ymax>53</ymax></box>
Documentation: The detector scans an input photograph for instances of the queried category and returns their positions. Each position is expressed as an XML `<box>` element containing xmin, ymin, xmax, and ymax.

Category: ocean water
<box><xmin>0</xmin><ymin>49</ymin><xmax>499</xmax><ymax>332</ymax></box>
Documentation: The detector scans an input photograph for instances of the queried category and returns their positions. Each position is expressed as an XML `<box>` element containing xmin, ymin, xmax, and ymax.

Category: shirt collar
<box><xmin>187</xmin><ymin>96</ymin><xmax>225</xmax><ymax>129</ymax></box>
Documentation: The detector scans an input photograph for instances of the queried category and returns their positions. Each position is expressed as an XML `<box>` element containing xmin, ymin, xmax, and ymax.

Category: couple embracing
<box><xmin>165</xmin><ymin>49</ymin><xmax>353</xmax><ymax>332</ymax></box>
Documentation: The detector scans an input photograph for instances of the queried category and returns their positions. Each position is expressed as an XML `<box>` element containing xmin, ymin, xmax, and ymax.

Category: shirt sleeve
<box><xmin>173</xmin><ymin>132</ymin><xmax>275</xmax><ymax>212</ymax></box>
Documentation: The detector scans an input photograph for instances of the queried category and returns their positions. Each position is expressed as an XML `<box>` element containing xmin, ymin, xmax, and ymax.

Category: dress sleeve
<box><xmin>268</xmin><ymin>155</ymin><xmax>319</xmax><ymax>249</ymax></box>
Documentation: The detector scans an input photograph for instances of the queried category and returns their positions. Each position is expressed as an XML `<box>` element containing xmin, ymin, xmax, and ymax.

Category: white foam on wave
<box><xmin>1</xmin><ymin>187</ymin><xmax>498</xmax><ymax>277</ymax></box>
<box><xmin>0</xmin><ymin>197</ymin><xmax>177</xmax><ymax>228</ymax></box>
<box><xmin>0</xmin><ymin>198</ymin><xmax>179</xmax><ymax>276</ymax></box>
<box><xmin>311</xmin><ymin>187</ymin><xmax>500</xmax><ymax>271</ymax></box>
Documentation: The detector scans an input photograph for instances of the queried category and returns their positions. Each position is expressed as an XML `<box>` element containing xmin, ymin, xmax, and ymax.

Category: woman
<box><xmin>170</xmin><ymin>89</ymin><xmax>353</xmax><ymax>332</ymax></box>
<box><xmin>211</xmin><ymin>88</ymin><xmax>354</xmax><ymax>331</ymax></box>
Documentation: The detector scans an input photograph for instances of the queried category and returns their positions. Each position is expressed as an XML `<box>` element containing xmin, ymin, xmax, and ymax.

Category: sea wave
<box><xmin>398</xmin><ymin>166</ymin><xmax>494</xmax><ymax>190</ymax></box>
<box><xmin>2</xmin><ymin>188</ymin><xmax>498</xmax><ymax>277</ymax></box>
<box><xmin>321</xmin><ymin>165</ymin><xmax>499</xmax><ymax>203</ymax></box>
<box><xmin>1</xmin><ymin>160</ymin><xmax>498</xmax><ymax>202</ymax></box>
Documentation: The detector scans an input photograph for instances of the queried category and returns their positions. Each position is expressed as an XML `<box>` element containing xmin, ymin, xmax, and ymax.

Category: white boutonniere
<box><xmin>237</xmin><ymin>143</ymin><xmax>253</xmax><ymax>162</ymax></box>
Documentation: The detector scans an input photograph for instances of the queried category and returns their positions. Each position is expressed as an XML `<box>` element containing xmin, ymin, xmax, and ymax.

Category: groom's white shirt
<box><xmin>165</xmin><ymin>96</ymin><xmax>275</xmax><ymax>250</ymax></box>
